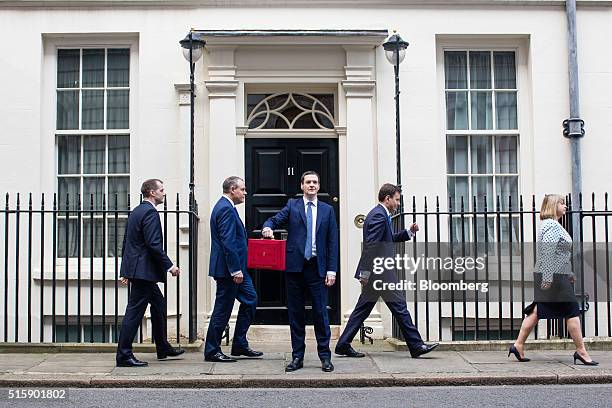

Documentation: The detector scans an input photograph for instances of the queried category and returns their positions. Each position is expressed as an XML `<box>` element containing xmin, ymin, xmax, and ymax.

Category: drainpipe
<box><xmin>564</xmin><ymin>0</ymin><xmax>584</xmax><ymax>228</ymax></box>
<box><xmin>564</xmin><ymin>0</ymin><xmax>586</xmax><ymax>334</ymax></box>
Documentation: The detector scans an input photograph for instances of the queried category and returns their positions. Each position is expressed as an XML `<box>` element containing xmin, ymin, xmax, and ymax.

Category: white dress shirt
<box><xmin>304</xmin><ymin>196</ymin><xmax>335</xmax><ymax>277</ymax></box>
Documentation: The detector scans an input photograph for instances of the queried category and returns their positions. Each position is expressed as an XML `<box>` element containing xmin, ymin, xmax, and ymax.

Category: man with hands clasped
<box><xmin>116</xmin><ymin>179</ymin><xmax>184</xmax><ymax>367</ymax></box>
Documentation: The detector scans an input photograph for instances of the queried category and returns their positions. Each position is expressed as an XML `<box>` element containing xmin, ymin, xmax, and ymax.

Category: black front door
<box><xmin>245</xmin><ymin>138</ymin><xmax>340</xmax><ymax>325</ymax></box>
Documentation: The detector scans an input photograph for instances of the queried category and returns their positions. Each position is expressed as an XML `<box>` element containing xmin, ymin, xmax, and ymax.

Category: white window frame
<box><xmin>42</xmin><ymin>35</ymin><xmax>138</xmax><ymax>264</ymax></box>
<box><xmin>442</xmin><ymin>46</ymin><xmax>523</xmax><ymax>245</ymax></box>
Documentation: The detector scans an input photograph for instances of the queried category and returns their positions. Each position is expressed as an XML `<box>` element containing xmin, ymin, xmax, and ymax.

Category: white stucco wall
<box><xmin>1</xmin><ymin>1</ymin><xmax>611</xmax><ymax>341</ymax></box>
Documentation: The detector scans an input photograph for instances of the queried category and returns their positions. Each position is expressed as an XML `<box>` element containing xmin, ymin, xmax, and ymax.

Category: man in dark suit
<box><xmin>204</xmin><ymin>176</ymin><xmax>262</xmax><ymax>362</ymax></box>
<box><xmin>262</xmin><ymin>171</ymin><xmax>338</xmax><ymax>372</ymax></box>
<box><xmin>334</xmin><ymin>183</ymin><xmax>438</xmax><ymax>359</ymax></box>
<box><xmin>116</xmin><ymin>179</ymin><xmax>184</xmax><ymax>367</ymax></box>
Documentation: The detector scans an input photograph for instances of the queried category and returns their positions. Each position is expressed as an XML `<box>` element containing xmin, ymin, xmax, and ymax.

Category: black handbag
<box><xmin>523</xmin><ymin>302</ymin><xmax>536</xmax><ymax>316</ymax></box>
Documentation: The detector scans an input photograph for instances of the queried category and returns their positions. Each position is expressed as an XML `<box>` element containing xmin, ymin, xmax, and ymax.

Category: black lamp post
<box><xmin>383</xmin><ymin>31</ymin><xmax>409</xmax><ymax>228</ymax></box>
<box><xmin>179</xmin><ymin>31</ymin><xmax>206</xmax><ymax>209</ymax></box>
<box><xmin>179</xmin><ymin>30</ymin><xmax>205</xmax><ymax>342</ymax></box>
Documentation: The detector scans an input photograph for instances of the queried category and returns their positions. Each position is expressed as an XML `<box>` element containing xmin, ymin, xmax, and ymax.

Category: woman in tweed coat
<box><xmin>508</xmin><ymin>194</ymin><xmax>598</xmax><ymax>365</ymax></box>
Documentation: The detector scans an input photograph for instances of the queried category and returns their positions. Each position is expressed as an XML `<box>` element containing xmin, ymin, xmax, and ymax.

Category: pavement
<box><xmin>1</xmin><ymin>340</ymin><xmax>611</xmax><ymax>388</ymax></box>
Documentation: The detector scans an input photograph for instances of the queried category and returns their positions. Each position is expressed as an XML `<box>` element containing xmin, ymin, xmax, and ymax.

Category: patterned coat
<box><xmin>534</xmin><ymin>219</ymin><xmax>573</xmax><ymax>283</ymax></box>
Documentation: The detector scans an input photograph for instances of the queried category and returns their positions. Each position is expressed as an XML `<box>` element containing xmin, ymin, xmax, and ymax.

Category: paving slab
<box><xmin>212</xmin><ymin>358</ymin><xmax>284</xmax><ymax>375</ymax></box>
<box><xmin>370</xmin><ymin>351</ymin><xmax>479</xmax><ymax>373</ymax></box>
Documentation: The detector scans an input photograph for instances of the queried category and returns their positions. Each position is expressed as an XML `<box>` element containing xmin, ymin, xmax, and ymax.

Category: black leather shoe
<box><xmin>230</xmin><ymin>347</ymin><xmax>264</xmax><ymax>358</ymax></box>
<box><xmin>204</xmin><ymin>352</ymin><xmax>237</xmax><ymax>363</ymax></box>
<box><xmin>410</xmin><ymin>343</ymin><xmax>439</xmax><ymax>358</ymax></box>
<box><xmin>321</xmin><ymin>358</ymin><xmax>334</xmax><ymax>372</ymax></box>
<box><xmin>116</xmin><ymin>357</ymin><xmax>148</xmax><ymax>367</ymax></box>
<box><xmin>335</xmin><ymin>345</ymin><xmax>365</xmax><ymax>358</ymax></box>
<box><xmin>285</xmin><ymin>358</ymin><xmax>304</xmax><ymax>372</ymax></box>
<box><xmin>158</xmin><ymin>347</ymin><xmax>185</xmax><ymax>360</ymax></box>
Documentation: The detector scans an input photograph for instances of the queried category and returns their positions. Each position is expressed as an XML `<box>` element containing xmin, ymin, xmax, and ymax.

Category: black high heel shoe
<box><xmin>573</xmin><ymin>352</ymin><xmax>599</xmax><ymax>366</ymax></box>
<box><xmin>508</xmin><ymin>345</ymin><xmax>530</xmax><ymax>362</ymax></box>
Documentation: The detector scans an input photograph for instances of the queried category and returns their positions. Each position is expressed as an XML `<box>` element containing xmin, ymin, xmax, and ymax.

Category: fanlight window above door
<box><xmin>246</xmin><ymin>93</ymin><xmax>335</xmax><ymax>129</ymax></box>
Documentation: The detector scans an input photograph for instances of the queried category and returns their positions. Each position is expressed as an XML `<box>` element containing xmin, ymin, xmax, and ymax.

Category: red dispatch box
<box><xmin>247</xmin><ymin>239</ymin><xmax>286</xmax><ymax>271</ymax></box>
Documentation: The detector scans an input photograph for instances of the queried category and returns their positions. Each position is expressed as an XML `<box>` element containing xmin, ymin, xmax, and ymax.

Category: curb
<box><xmin>0</xmin><ymin>341</ymin><xmax>203</xmax><ymax>354</ymax></box>
<box><xmin>0</xmin><ymin>372</ymin><xmax>610</xmax><ymax>388</ymax></box>
<box><xmin>387</xmin><ymin>337</ymin><xmax>612</xmax><ymax>352</ymax></box>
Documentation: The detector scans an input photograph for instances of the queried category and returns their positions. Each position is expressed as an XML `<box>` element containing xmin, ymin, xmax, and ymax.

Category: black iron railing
<box><xmin>0</xmin><ymin>193</ymin><xmax>199</xmax><ymax>344</ymax></box>
<box><xmin>390</xmin><ymin>193</ymin><xmax>612</xmax><ymax>342</ymax></box>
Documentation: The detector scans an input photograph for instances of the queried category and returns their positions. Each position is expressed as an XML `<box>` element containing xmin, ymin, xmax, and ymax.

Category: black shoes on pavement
<box><xmin>409</xmin><ymin>343</ymin><xmax>439</xmax><ymax>358</ymax></box>
<box><xmin>335</xmin><ymin>344</ymin><xmax>366</xmax><ymax>358</ymax></box>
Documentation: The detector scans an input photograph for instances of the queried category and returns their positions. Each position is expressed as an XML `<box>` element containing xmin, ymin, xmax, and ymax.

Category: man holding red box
<box><xmin>262</xmin><ymin>171</ymin><xmax>338</xmax><ymax>373</ymax></box>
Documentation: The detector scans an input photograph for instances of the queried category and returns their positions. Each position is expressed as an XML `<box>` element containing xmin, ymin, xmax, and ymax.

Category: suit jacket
<box><xmin>120</xmin><ymin>201</ymin><xmax>173</xmax><ymax>283</ymax></box>
<box><xmin>263</xmin><ymin>197</ymin><xmax>338</xmax><ymax>278</ymax></box>
<box><xmin>209</xmin><ymin>196</ymin><xmax>248</xmax><ymax>279</ymax></box>
<box><xmin>354</xmin><ymin>203</ymin><xmax>412</xmax><ymax>280</ymax></box>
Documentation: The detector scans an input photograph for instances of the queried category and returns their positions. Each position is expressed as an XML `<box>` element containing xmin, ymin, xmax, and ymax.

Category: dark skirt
<box><xmin>524</xmin><ymin>273</ymin><xmax>580</xmax><ymax>319</ymax></box>
<box><xmin>536</xmin><ymin>301</ymin><xmax>580</xmax><ymax>319</ymax></box>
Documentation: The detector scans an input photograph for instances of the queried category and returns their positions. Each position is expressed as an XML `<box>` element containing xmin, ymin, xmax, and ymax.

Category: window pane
<box><xmin>496</xmin><ymin>176</ymin><xmax>519</xmax><ymax>211</ymax></box>
<box><xmin>57</xmin><ymin>49</ymin><xmax>80</xmax><ymax>88</ymax></box>
<box><xmin>500</xmin><ymin>216</ymin><xmax>520</xmax><ymax>243</ymax></box>
<box><xmin>57</xmin><ymin>90</ymin><xmax>79</xmax><ymax>130</ymax></box>
<box><xmin>444</xmin><ymin>51</ymin><xmax>467</xmax><ymax>89</ymax></box>
<box><xmin>107</xmin><ymin>90</ymin><xmax>129</xmax><ymax>129</ymax></box>
<box><xmin>246</xmin><ymin>94</ymin><xmax>267</xmax><ymax>118</ymax></box>
<box><xmin>83</xmin><ymin>135</ymin><xmax>105</xmax><ymax>174</ymax></box>
<box><xmin>82</xmin><ymin>90</ymin><xmax>104</xmax><ymax>130</ymax></box>
<box><xmin>450</xmin><ymin>216</ymin><xmax>470</xmax><ymax>244</ymax></box>
<box><xmin>495</xmin><ymin>92</ymin><xmax>518</xmax><ymax>130</ymax></box>
<box><xmin>494</xmin><ymin>52</ymin><xmax>516</xmax><ymax>89</ymax></box>
<box><xmin>446</xmin><ymin>91</ymin><xmax>468</xmax><ymax>130</ymax></box>
<box><xmin>446</xmin><ymin>136</ymin><xmax>468</xmax><ymax>174</ymax></box>
<box><xmin>83</xmin><ymin>177</ymin><xmax>105</xmax><ymax>210</ymax></box>
<box><xmin>83</xmin><ymin>218</ymin><xmax>104</xmax><ymax>258</ymax></box>
<box><xmin>82</xmin><ymin>49</ymin><xmax>104</xmax><ymax>88</ymax></box>
<box><xmin>469</xmin><ymin>51</ymin><xmax>491</xmax><ymax>89</ymax></box>
<box><xmin>57</xmin><ymin>218</ymin><xmax>78</xmax><ymax>259</ymax></box>
<box><xmin>470</xmin><ymin>91</ymin><xmax>493</xmax><ymax>130</ymax></box>
<box><xmin>109</xmin><ymin>177</ymin><xmax>129</xmax><ymax>210</ymax></box>
<box><xmin>108</xmin><ymin>135</ymin><xmax>130</xmax><ymax>174</ymax></box>
<box><xmin>58</xmin><ymin>177</ymin><xmax>80</xmax><ymax>211</ymax></box>
<box><xmin>472</xmin><ymin>176</ymin><xmax>494</xmax><ymax>211</ymax></box>
<box><xmin>314</xmin><ymin>112</ymin><xmax>334</xmax><ymax>129</ymax></box>
<box><xmin>495</xmin><ymin>136</ymin><xmax>518</xmax><ymax>173</ymax></box>
<box><xmin>108</xmin><ymin>218</ymin><xmax>127</xmax><ymax>257</ymax></box>
<box><xmin>57</xmin><ymin>136</ymin><xmax>81</xmax><ymax>174</ymax></box>
<box><xmin>314</xmin><ymin>94</ymin><xmax>334</xmax><ymax>117</ymax></box>
<box><xmin>470</xmin><ymin>136</ymin><xmax>492</xmax><ymax>174</ymax></box>
<box><xmin>475</xmin><ymin>216</ymin><xmax>496</xmax><ymax>245</ymax></box>
<box><xmin>107</xmin><ymin>49</ymin><xmax>130</xmax><ymax>87</ymax></box>
<box><xmin>447</xmin><ymin>176</ymin><xmax>468</xmax><ymax>211</ymax></box>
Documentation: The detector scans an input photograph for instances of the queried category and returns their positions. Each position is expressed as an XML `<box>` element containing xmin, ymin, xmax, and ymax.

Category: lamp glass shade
<box><xmin>385</xmin><ymin>49</ymin><xmax>406</xmax><ymax>66</ymax></box>
<box><xmin>182</xmin><ymin>46</ymin><xmax>203</xmax><ymax>63</ymax></box>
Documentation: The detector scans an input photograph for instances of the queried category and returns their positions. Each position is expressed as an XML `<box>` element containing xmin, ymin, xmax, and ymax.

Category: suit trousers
<box><xmin>204</xmin><ymin>273</ymin><xmax>257</xmax><ymax>357</ymax></box>
<box><xmin>285</xmin><ymin>257</ymin><xmax>332</xmax><ymax>361</ymax></box>
<box><xmin>116</xmin><ymin>279</ymin><xmax>172</xmax><ymax>361</ymax></box>
<box><xmin>337</xmin><ymin>293</ymin><xmax>424</xmax><ymax>351</ymax></box>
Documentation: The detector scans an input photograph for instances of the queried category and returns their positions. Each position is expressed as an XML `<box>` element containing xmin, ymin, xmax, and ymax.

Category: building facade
<box><xmin>1</xmin><ymin>0</ymin><xmax>611</xmax><ymax>343</ymax></box>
